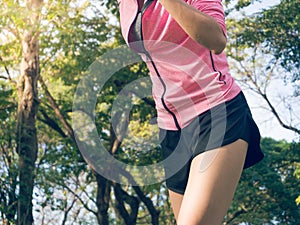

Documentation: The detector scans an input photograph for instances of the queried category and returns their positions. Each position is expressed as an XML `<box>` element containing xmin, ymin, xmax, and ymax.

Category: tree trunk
<box><xmin>16</xmin><ymin>1</ymin><xmax>42</xmax><ymax>224</ymax></box>
<box><xmin>113</xmin><ymin>183</ymin><xmax>139</xmax><ymax>225</ymax></box>
<box><xmin>95</xmin><ymin>173</ymin><xmax>111</xmax><ymax>225</ymax></box>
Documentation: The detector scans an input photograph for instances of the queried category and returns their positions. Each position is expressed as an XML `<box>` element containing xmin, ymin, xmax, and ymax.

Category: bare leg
<box><xmin>176</xmin><ymin>139</ymin><xmax>247</xmax><ymax>225</ymax></box>
<box><xmin>168</xmin><ymin>190</ymin><xmax>183</xmax><ymax>220</ymax></box>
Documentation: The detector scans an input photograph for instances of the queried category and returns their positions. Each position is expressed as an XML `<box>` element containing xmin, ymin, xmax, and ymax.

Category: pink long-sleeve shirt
<box><xmin>118</xmin><ymin>0</ymin><xmax>241</xmax><ymax>130</ymax></box>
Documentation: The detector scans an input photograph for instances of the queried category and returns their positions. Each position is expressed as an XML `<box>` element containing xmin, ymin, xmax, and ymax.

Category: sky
<box><xmin>244</xmin><ymin>89</ymin><xmax>298</xmax><ymax>142</ymax></box>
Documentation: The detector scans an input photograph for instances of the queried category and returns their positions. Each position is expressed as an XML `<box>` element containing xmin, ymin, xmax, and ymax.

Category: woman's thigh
<box><xmin>177</xmin><ymin>139</ymin><xmax>248</xmax><ymax>225</ymax></box>
<box><xmin>168</xmin><ymin>190</ymin><xmax>183</xmax><ymax>221</ymax></box>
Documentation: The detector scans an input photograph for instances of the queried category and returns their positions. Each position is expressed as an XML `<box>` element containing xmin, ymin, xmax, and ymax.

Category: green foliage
<box><xmin>224</xmin><ymin>0</ymin><xmax>253</xmax><ymax>10</ymax></box>
<box><xmin>226</xmin><ymin>0</ymin><xmax>300</xmax><ymax>136</ymax></box>
<box><xmin>0</xmin><ymin>0</ymin><xmax>117</xmax><ymax>223</ymax></box>
<box><xmin>227</xmin><ymin>0</ymin><xmax>300</xmax><ymax>83</ymax></box>
<box><xmin>223</xmin><ymin>0</ymin><xmax>263</xmax><ymax>14</ymax></box>
<box><xmin>97</xmin><ymin>62</ymin><xmax>158</xmax><ymax>166</ymax></box>
<box><xmin>102</xmin><ymin>0</ymin><xmax>120</xmax><ymax>19</ymax></box>
<box><xmin>227</xmin><ymin>138</ymin><xmax>300</xmax><ymax>224</ymax></box>
<box><xmin>0</xmin><ymin>81</ymin><xmax>18</xmax><ymax>223</ymax></box>
<box><xmin>1</xmin><ymin>0</ymin><xmax>300</xmax><ymax>224</ymax></box>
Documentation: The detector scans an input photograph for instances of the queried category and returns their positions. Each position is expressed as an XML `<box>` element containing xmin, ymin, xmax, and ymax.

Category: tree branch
<box><xmin>39</xmin><ymin>76</ymin><xmax>75</xmax><ymax>139</ymax></box>
<box><xmin>57</xmin><ymin>180</ymin><xmax>97</xmax><ymax>216</ymax></box>
<box><xmin>261</xmin><ymin>92</ymin><xmax>300</xmax><ymax>134</ymax></box>
<box><xmin>0</xmin><ymin>56</ymin><xmax>17</xmax><ymax>84</ymax></box>
<box><xmin>61</xmin><ymin>195</ymin><xmax>77</xmax><ymax>225</ymax></box>
<box><xmin>0</xmin><ymin>143</ymin><xmax>11</xmax><ymax>170</ymax></box>
<box><xmin>225</xmin><ymin>207</ymin><xmax>247</xmax><ymax>224</ymax></box>
<box><xmin>239</xmin><ymin>61</ymin><xmax>300</xmax><ymax>135</ymax></box>
<box><xmin>264</xmin><ymin>58</ymin><xmax>280</xmax><ymax>93</ymax></box>
<box><xmin>70</xmin><ymin>176</ymin><xmax>97</xmax><ymax>205</ymax></box>
<box><xmin>37</xmin><ymin>107</ymin><xmax>68</xmax><ymax>138</ymax></box>
<box><xmin>112</xmin><ymin>183</ymin><xmax>139</xmax><ymax>225</ymax></box>
<box><xmin>132</xmin><ymin>185</ymin><xmax>160</xmax><ymax>225</ymax></box>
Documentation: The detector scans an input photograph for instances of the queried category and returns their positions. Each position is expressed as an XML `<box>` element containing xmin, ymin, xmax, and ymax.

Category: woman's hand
<box><xmin>158</xmin><ymin>0</ymin><xmax>226</xmax><ymax>54</ymax></box>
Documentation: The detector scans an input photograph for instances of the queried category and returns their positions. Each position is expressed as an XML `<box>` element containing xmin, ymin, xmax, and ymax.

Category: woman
<box><xmin>118</xmin><ymin>0</ymin><xmax>264</xmax><ymax>224</ymax></box>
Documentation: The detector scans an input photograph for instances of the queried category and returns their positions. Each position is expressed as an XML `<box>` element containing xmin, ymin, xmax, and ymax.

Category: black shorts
<box><xmin>159</xmin><ymin>92</ymin><xmax>264</xmax><ymax>194</ymax></box>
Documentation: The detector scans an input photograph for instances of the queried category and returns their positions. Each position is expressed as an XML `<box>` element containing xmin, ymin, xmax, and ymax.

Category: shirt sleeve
<box><xmin>190</xmin><ymin>0</ymin><xmax>227</xmax><ymax>37</ymax></box>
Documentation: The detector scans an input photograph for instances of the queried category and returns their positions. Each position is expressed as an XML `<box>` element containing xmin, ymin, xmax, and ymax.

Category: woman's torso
<box><xmin>118</xmin><ymin>0</ymin><xmax>241</xmax><ymax>130</ymax></box>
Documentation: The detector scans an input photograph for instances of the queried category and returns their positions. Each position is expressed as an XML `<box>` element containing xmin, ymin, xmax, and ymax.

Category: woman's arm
<box><xmin>158</xmin><ymin>0</ymin><xmax>226</xmax><ymax>54</ymax></box>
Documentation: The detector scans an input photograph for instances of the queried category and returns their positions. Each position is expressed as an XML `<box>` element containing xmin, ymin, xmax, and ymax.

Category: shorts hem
<box><xmin>166</xmin><ymin>186</ymin><xmax>185</xmax><ymax>195</ymax></box>
<box><xmin>161</xmin><ymin>92</ymin><xmax>264</xmax><ymax>194</ymax></box>
<box><xmin>195</xmin><ymin>136</ymin><xmax>264</xmax><ymax>169</ymax></box>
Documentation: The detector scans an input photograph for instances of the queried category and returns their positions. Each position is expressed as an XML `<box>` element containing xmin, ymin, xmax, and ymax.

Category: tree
<box><xmin>225</xmin><ymin>0</ymin><xmax>300</xmax><ymax>135</ymax></box>
<box><xmin>224</xmin><ymin>0</ymin><xmax>300</xmax><ymax>220</ymax></box>
<box><xmin>1</xmin><ymin>0</ymin><xmax>164</xmax><ymax>223</ymax></box>
<box><xmin>0</xmin><ymin>80</ymin><xmax>18</xmax><ymax>224</ymax></box>
<box><xmin>1</xmin><ymin>0</ymin><xmax>299</xmax><ymax>224</ymax></box>
<box><xmin>226</xmin><ymin>138</ymin><xmax>300</xmax><ymax>224</ymax></box>
<box><xmin>0</xmin><ymin>0</ymin><xmax>110</xmax><ymax>223</ymax></box>
<box><xmin>15</xmin><ymin>0</ymin><xmax>43</xmax><ymax>224</ymax></box>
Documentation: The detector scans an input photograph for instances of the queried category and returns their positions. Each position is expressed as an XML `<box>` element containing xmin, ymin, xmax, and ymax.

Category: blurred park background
<box><xmin>0</xmin><ymin>0</ymin><xmax>299</xmax><ymax>224</ymax></box>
